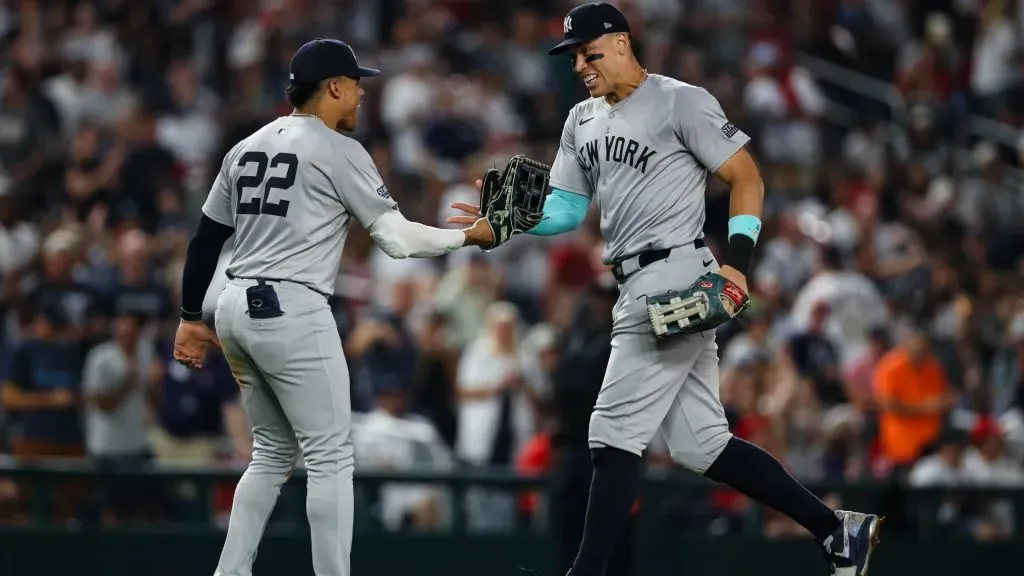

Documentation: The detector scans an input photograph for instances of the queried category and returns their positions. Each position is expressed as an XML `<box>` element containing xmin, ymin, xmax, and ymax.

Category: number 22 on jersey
<box><xmin>235</xmin><ymin>151</ymin><xmax>298</xmax><ymax>218</ymax></box>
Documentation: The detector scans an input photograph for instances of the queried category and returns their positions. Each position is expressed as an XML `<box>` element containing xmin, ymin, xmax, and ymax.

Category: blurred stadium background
<box><xmin>1</xmin><ymin>0</ymin><xmax>1024</xmax><ymax>574</ymax></box>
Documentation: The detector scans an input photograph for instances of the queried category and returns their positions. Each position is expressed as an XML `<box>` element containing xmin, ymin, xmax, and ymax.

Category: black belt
<box><xmin>227</xmin><ymin>274</ymin><xmax>331</xmax><ymax>299</ymax></box>
<box><xmin>611</xmin><ymin>238</ymin><xmax>707</xmax><ymax>283</ymax></box>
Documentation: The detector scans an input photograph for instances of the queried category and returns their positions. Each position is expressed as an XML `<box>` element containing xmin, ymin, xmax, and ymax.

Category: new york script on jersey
<box><xmin>576</xmin><ymin>134</ymin><xmax>658</xmax><ymax>175</ymax></box>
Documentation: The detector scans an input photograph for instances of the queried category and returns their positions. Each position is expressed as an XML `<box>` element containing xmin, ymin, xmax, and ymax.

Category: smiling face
<box><xmin>567</xmin><ymin>33</ymin><xmax>633</xmax><ymax>98</ymax></box>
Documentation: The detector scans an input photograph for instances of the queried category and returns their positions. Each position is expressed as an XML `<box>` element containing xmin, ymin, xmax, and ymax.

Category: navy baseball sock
<box><xmin>704</xmin><ymin>436</ymin><xmax>840</xmax><ymax>541</ymax></box>
<box><xmin>567</xmin><ymin>447</ymin><xmax>642</xmax><ymax>576</ymax></box>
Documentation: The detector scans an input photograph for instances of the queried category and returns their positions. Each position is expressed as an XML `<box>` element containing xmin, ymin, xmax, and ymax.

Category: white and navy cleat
<box><xmin>821</xmin><ymin>510</ymin><xmax>884</xmax><ymax>576</ymax></box>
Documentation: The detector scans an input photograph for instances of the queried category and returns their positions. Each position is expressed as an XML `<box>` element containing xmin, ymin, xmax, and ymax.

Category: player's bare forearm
<box><xmin>716</xmin><ymin>148</ymin><xmax>764</xmax><ymax>220</ymax></box>
<box><xmin>712</xmin><ymin>148</ymin><xmax>764</xmax><ymax>282</ymax></box>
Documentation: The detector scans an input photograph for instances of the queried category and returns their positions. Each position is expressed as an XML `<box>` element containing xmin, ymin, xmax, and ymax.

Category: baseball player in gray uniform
<box><xmin>172</xmin><ymin>39</ymin><xmax>494</xmax><ymax>576</ymax></box>
<box><xmin>452</xmin><ymin>4</ymin><xmax>882</xmax><ymax>576</ymax></box>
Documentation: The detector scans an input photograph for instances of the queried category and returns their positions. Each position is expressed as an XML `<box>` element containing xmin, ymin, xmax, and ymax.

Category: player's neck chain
<box><xmin>291</xmin><ymin>113</ymin><xmax>326</xmax><ymax>126</ymax></box>
<box><xmin>637</xmin><ymin>69</ymin><xmax>649</xmax><ymax>88</ymax></box>
<box><xmin>609</xmin><ymin>69</ymin><xmax>649</xmax><ymax>105</ymax></box>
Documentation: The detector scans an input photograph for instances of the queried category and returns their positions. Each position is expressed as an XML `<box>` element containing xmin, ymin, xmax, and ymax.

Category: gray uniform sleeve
<box><xmin>549</xmin><ymin>107</ymin><xmax>592</xmax><ymax>197</ymax></box>
<box><xmin>333</xmin><ymin>138</ymin><xmax>399</xmax><ymax>228</ymax></box>
<box><xmin>202</xmin><ymin>145</ymin><xmax>236</xmax><ymax>227</ymax></box>
<box><xmin>674</xmin><ymin>87</ymin><xmax>751</xmax><ymax>173</ymax></box>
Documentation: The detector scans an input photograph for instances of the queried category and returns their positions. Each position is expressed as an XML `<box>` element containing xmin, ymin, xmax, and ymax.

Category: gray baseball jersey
<box><xmin>551</xmin><ymin>76</ymin><xmax>752</xmax><ymax>476</ymax></box>
<box><xmin>203</xmin><ymin>115</ymin><xmax>391</xmax><ymax>576</ymax></box>
<box><xmin>202</xmin><ymin>115</ymin><xmax>398</xmax><ymax>295</ymax></box>
<box><xmin>549</xmin><ymin>74</ymin><xmax>750</xmax><ymax>264</ymax></box>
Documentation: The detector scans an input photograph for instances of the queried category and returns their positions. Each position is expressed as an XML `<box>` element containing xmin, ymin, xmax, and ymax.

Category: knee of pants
<box><xmin>587</xmin><ymin>411</ymin><xmax>644</xmax><ymax>457</ymax></box>
<box><xmin>251</xmin><ymin>442</ymin><xmax>300</xmax><ymax>476</ymax></box>
<box><xmin>302</xmin><ymin>438</ymin><xmax>355</xmax><ymax>477</ymax></box>
<box><xmin>669</xmin><ymin>430</ymin><xmax>732</xmax><ymax>475</ymax></box>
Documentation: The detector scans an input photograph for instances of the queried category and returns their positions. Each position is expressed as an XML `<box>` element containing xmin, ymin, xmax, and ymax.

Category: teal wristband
<box><xmin>728</xmin><ymin>215</ymin><xmax>762</xmax><ymax>244</ymax></box>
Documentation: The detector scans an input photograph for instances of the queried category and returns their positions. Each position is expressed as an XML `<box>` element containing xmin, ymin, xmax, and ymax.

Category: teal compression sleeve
<box><xmin>528</xmin><ymin>188</ymin><xmax>591</xmax><ymax>236</ymax></box>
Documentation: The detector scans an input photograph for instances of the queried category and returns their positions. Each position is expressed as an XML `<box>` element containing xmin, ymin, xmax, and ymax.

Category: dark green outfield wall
<box><xmin>1</xmin><ymin>529</ymin><xmax>1017</xmax><ymax>576</ymax></box>
<box><xmin>0</xmin><ymin>464</ymin><xmax>1017</xmax><ymax>576</ymax></box>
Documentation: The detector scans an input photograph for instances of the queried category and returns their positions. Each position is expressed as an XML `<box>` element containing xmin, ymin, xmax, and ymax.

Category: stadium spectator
<box><xmin>346</xmin><ymin>277</ymin><xmax>423</xmax><ymax>412</ymax></box>
<box><xmin>786</xmin><ymin>301</ymin><xmax>845</xmax><ymax>408</ymax></box>
<box><xmin>789</xmin><ymin>244</ymin><xmax>889</xmax><ymax>366</ymax></box>
<box><xmin>874</xmin><ymin>324</ymin><xmax>958</xmax><ymax>471</ymax></box>
<box><xmin>22</xmin><ymin>228</ymin><xmax>107</xmax><ymax>347</ymax></box>
<box><xmin>455</xmin><ymin>301</ymin><xmax>534</xmax><ymax>468</ymax></box>
<box><xmin>2</xmin><ymin>303</ymin><xmax>85</xmax><ymax>523</ymax></box>
<box><xmin>82</xmin><ymin>310</ymin><xmax>158</xmax><ymax>525</ymax></box>
<box><xmin>968</xmin><ymin>0</ymin><xmax>1018</xmax><ymax>118</ymax></box>
<box><xmin>721</xmin><ymin>306</ymin><xmax>775</xmax><ymax>374</ymax></box>
<box><xmin>752</xmin><ymin>208</ymin><xmax>818</xmax><ymax>295</ymax></box>
<box><xmin>149</xmin><ymin>343</ymin><xmax>249</xmax><ymax>466</ymax></box>
<box><xmin>353</xmin><ymin>377</ymin><xmax>453</xmax><ymax>532</ymax></box>
<box><xmin>410</xmin><ymin>310</ymin><xmax>460</xmax><ymax>449</ymax></box>
<box><xmin>842</xmin><ymin>326</ymin><xmax>893</xmax><ymax>412</ymax></box>
<box><xmin>82</xmin><ymin>311</ymin><xmax>153</xmax><ymax>462</ymax></box>
<box><xmin>962</xmin><ymin>415</ymin><xmax>1024</xmax><ymax>539</ymax></box>
<box><xmin>2</xmin><ymin>304</ymin><xmax>83</xmax><ymax>461</ymax></box>
<box><xmin>433</xmin><ymin>252</ymin><xmax>501</xmax><ymax>349</ymax></box>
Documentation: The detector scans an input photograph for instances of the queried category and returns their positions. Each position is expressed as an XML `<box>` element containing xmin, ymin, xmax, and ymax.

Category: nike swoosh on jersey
<box><xmin>578</xmin><ymin>117</ymin><xmax>595</xmax><ymax>125</ymax></box>
<box><xmin>702</xmin><ymin>258</ymin><xmax>714</xmax><ymax>267</ymax></box>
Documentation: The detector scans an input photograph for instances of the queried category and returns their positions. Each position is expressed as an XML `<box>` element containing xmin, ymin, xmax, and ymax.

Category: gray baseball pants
<box><xmin>589</xmin><ymin>242</ymin><xmax>733</xmax><ymax>473</ymax></box>
<box><xmin>213</xmin><ymin>279</ymin><xmax>354</xmax><ymax>576</ymax></box>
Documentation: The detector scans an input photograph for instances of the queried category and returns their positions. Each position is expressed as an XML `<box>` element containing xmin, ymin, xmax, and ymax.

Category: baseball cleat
<box><xmin>821</xmin><ymin>510</ymin><xmax>884</xmax><ymax>576</ymax></box>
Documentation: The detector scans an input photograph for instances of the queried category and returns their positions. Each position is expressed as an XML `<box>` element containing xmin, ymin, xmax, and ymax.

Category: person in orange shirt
<box><xmin>873</xmin><ymin>325</ymin><xmax>958</xmax><ymax>471</ymax></box>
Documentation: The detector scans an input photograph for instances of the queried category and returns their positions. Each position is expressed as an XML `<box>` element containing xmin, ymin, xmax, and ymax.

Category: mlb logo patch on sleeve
<box><xmin>721</xmin><ymin>122</ymin><xmax>739</xmax><ymax>139</ymax></box>
<box><xmin>376</xmin><ymin>185</ymin><xmax>391</xmax><ymax>199</ymax></box>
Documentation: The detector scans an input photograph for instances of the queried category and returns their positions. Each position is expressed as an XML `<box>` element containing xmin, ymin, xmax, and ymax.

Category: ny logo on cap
<box><xmin>563</xmin><ymin>15</ymin><xmax>572</xmax><ymax>34</ymax></box>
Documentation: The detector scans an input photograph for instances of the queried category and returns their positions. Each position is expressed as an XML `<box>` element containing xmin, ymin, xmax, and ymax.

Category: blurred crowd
<box><xmin>0</xmin><ymin>0</ymin><xmax>1024</xmax><ymax>541</ymax></box>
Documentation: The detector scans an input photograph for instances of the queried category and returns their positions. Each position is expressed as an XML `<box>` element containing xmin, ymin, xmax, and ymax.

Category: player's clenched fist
<box><xmin>714</xmin><ymin>265</ymin><xmax>748</xmax><ymax>313</ymax></box>
<box><xmin>173</xmin><ymin>319</ymin><xmax>220</xmax><ymax>370</ymax></box>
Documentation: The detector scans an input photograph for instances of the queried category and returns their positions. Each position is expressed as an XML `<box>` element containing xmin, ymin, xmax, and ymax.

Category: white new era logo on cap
<box><xmin>564</xmin><ymin>15</ymin><xmax>572</xmax><ymax>33</ymax></box>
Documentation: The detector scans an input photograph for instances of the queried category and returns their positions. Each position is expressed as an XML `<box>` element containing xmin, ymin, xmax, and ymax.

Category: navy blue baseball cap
<box><xmin>548</xmin><ymin>2</ymin><xmax>632</xmax><ymax>56</ymax></box>
<box><xmin>289</xmin><ymin>39</ymin><xmax>380</xmax><ymax>84</ymax></box>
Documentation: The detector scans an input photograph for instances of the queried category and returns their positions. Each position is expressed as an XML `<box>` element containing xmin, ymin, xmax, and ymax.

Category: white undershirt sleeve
<box><xmin>367</xmin><ymin>210</ymin><xmax>466</xmax><ymax>259</ymax></box>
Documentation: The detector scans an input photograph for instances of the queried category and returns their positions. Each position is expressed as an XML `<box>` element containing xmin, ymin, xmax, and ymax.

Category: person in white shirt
<box><xmin>908</xmin><ymin>429</ymin><xmax>971</xmax><ymax>488</ymax></box>
<box><xmin>353</xmin><ymin>381</ymin><xmax>453</xmax><ymax>532</ymax></box>
<box><xmin>969</xmin><ymin>0</ymin><xmax>1018</xmax><ymax>114</ymax></box>
<box><xmin>788</xmin><ymin>245</ymin><xmax>889</xmax><ymax>367</ymax></box>
<box><xmin>455</xmin><ymin>301</ymin><xmax>535</xmax><ymax>466</ymax></box>
<box><xmin>908</xmin><ymin>428</ymin><xmax>972</xmax><ymax>535</ymax></box>
<box><xmin>961</xmin><ymin>417</ymin><xmax>1024</xmax><ymax>539</ymax></box>
<box><xmin>82</xmin><ymin>311</ymin><xmax>158</xmax><ymax>524</ymax></box>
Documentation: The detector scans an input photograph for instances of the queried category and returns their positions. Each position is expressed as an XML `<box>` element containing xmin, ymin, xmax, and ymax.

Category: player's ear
<box><xmin>326</xmin><ymin>77</ymin><xmax>343</xmax><ymax>99</ymax></box>
<box><xmin>617</xmin><ymin>33</ymin><xmax>628</xmax><ymax>56</ymax></box>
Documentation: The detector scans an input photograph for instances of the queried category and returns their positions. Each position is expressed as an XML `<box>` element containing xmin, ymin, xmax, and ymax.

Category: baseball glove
<box><xmin>645</xmin><ymin>273</ymin><xmax>750</xmax><ymax>339</ymax></box>
<box><xmin>478</xmin><ymin>154</ymin><xmax>549</xmax><ymax>250</ymax></box>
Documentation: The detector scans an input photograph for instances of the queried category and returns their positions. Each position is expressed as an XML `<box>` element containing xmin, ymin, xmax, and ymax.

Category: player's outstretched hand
<box><xmin>446</xmin><ymin>181</ymin><xmax>483</xmax><ymax>225</ymax></box>
<box><xmin>715</xmin><ymin>265</ymin><xmax>749</xmax><ymax>316</ymax></box>
<box><xmin>173</xmin><ymin>320</ymin><xmax>221</xmax><ymax>371</ymax></box>
<box><xmin>446</xmin><ymin>198</ymin><xmax>495</xmax><ymax>249</ymax></box>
